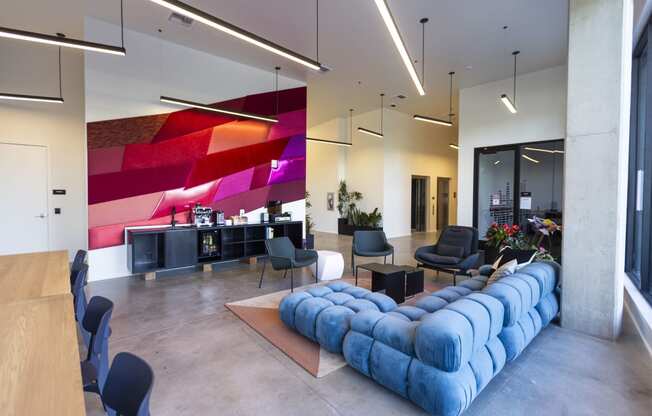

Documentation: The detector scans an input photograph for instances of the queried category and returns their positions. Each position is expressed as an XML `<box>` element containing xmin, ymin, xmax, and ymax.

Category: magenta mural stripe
<box><xmin>268</xmin><ymin>158</ymin><xmax>306</xmax><ymax>186</ymax></box>
<box><xmin>212</xmin><ymin>168</ymin><xmax>255</xmax><ymax>202</ymax></box>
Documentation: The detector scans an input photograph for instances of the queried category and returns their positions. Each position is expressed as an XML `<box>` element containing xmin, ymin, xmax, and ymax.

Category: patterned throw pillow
<box><xmin>486</xmin><ymin>259</ymin><xmax>518</xmax><ymax>286</ymax></box>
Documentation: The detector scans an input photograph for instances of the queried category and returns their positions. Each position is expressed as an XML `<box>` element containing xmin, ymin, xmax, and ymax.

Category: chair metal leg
<box><xmin>453</xmin><ymin>272</ymin><xmax>457</xmax><ymax>286</ymax></box>
<box><xmin>384</xmin><ymin>256</ymin><xmax>387</xmax><ymax>264</ymax></box>
<box><xmin>315</xmin><ymin>261</ymin><xmax>319</xmax><ymax>284</ymax></box>
<box><xmin>258</xmin><ymin>258</ymin><xmax>267</xmax><ymax>288</ymax></box>
<box><xmin>351</xmin><ymin>253</ymin><xmax>355</xmax><ymax>275</ymax></box>
<box><xmin>283</xmin><ymin>269</ymin><xmax>288</xmax><ymax>279</ymax></box>
<box><xmin>290</xmin><ymin>267</ymin><xmax>294</xmax><ymax>292</ymax></box>
<box><xmin>392</xmin><ymin>252</ymin><xmax>395</xmax><ymax>264</ymax></box>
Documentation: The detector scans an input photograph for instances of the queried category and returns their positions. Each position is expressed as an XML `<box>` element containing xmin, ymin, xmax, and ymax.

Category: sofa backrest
<box><xmin>414</xmin><ymin>293</ymin><xmax>504</xmax><ymax>372</ymax></box>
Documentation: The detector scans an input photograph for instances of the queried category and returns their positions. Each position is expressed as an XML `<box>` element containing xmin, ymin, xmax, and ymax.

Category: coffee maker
<box><xmin>192</xmin><ymin>203</ymin><xmax>213</xmax><ymax>227</ymax></box>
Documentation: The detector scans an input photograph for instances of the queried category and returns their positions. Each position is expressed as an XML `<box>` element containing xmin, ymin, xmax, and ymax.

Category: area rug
<box><xmin>225</xmin><ymin>275</ymin><xmax>444</xmax><ymax>378</ymax></box>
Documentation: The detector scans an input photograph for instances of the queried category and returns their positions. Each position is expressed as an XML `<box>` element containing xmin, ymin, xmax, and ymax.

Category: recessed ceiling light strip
<box><xmin>160</xmin><ymin>96</ymin><xmax>278</xmax><ymax>123</ymax></box>
<box><xmin>0</xmin><ymin>46</ymin><xmax>64</xmax><ymax>104</ymax></box>
<box><xmin>148</xmin><ymin>0</ymin><xmax>328</xmax><ymax>72</ymax></box>
<box><xmin>0</xmin><ymin>0</ymin><xmax>126</xmax><ymax>56</ymax></box>
<box><xmin>373</xmin><ymin>0</ymin><xmax>425</xmax><ymax>95</ymax></box>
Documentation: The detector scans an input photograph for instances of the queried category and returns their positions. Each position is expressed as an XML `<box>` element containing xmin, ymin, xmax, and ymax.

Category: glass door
<box><xmin>475</xmin><ymin>148</ymin><xmax>516</xmax><ymax>239</ymax></box>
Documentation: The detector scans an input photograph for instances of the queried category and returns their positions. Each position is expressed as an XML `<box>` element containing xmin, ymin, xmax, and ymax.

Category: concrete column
<box><xmin>562</xmin><ymin>0</ymin><xmax>633</xmax><ymax>339</ymax></box>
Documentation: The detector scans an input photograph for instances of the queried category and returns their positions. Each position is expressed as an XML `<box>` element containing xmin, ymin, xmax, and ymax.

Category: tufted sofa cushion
<box><xmin>279</xmin><ymin>281</ymin><xmax>398</xmax><ymax>353</ymax></box>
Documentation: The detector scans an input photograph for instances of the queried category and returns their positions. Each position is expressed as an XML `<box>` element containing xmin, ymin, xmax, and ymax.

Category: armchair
<box><xmin>259</xmin><ymin>237</ymin><xmax>318</xmax><ymax>292</ymax></box>
<box><xmin>414</xmin><ymin>226</ymin><xmax>481</xmax><ymax>285</ymax></box>
<box><xmin>352</xmin><ymin>230</ymin><xmax>394</xmax><ymax>277</ymax></box>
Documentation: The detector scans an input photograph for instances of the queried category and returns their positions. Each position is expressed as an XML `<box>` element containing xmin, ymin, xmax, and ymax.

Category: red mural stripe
<box><xmin>184</xmin><ymin>137</ymin><xmax>290</xmax><ymax>188</ymax></box>
<box><xmin>152</xmin><ymin>102</ymin><xmax>236</xmax><ymax>143</ymax></box>
<box><xmin>121</xmin><ymin>128</ymin><xmax>212</xmax><ymax>170</ymax></box>
<box><xmin>88</xmin><ymin>163</ymin><xmax>193</xmax><ymax>205</ymax></box>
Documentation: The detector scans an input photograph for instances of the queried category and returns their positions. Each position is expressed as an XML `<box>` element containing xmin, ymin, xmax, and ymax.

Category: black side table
<box><xmin>356</xmin><ymin>263</ymin><xmax>424</xmax><ymax>304</ymax></box>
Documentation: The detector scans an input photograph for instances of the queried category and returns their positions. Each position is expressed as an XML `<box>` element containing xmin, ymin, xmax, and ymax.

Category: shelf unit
<box><xmin>127</xmin><ymin>221</ymin><xmax>303</xmax><ymax>274</ymax></box>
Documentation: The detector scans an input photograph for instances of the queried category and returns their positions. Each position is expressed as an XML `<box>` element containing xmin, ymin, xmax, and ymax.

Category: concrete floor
<box><xmin>85</xmin><ymin>231</ymin><xmax>652</xmax><ymax>415</ymax></box>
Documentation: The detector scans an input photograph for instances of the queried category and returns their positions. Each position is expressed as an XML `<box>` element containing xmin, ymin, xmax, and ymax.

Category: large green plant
<box><xmin>350</xmin><ymin>207</ymin><xmax>382</xmax><ymax>228</ymax></box>
<box><xmin>337</xmin><ymin>180</ymin><xmax>362</xmax><ymax>220</ymax></box>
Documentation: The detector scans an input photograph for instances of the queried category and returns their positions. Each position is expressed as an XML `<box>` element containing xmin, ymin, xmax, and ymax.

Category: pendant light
<box><xmin>373</xmin><ymin>0</ymin><xmax>425</xmax><ymax>96</ymax></box>
<box><xmin>449</xmin><ymin>143</ymin><xmax>459</xmax><ymax>150</ymax></box>
<box><xmin>358</xmin><ymin>94</ymin><xmax>384</xmax><ymax>138</ymax></box>
<box><xmin>414</xmin><ymin>72</ymin><xmax>455</xmax><ymax>127</ymax></box>
<box><xmin>0</xmin><ymin>46</ymin><xmax>64</xmax><ymax>104</ymax></box>
<box><xmin>0</xmin><ymin>0</ymin><xmax>126</xmax><ymax>56</ymax></box>
<box><xmin>160</xmin><ymin>96</ymin><xmax>278</xmax><ymax>123</ymax></box>
<box><xmin>148</xmin><ymin>0</ymin><xmax>328</xmax><ymax>72</ymax></box>
<box><xmin>500</xmin><ymin>50</ymin><xmax>520</xmax><ymax>114</ymax></box>
<box><xmin>307</xmin><ymin>108</ymin><xmax>353</xmax><ymax>147</ymax></box>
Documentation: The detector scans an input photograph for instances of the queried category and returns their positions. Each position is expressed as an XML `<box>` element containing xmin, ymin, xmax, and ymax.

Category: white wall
<box><xmin>307</xmin><ymin>107</ymin><xmax>458</xmax><ymax>238</ymax></box>
<box><xmin>457</xmin><ymin>65</ymin><xmax>568</xmax><ymax>226</ymax></box>
<box><xmin>0</xmin><ymin>2</ymin><xmax>87</xmax><ymax>260</ymax></box>
<box><xmin>85</xmin><ymin>18</ymin><xmax>306</xmax><ymax>280</ymax></box>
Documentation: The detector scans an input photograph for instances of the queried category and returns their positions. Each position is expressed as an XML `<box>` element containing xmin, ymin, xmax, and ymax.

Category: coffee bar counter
<box><xmin>126</xmin><ymin>221</ymin><xmax>303</xmax><ymax>274</ymax></box>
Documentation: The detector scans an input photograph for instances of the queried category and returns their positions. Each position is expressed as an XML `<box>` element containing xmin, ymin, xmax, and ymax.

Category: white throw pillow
<box><xmin>486</xmin><ymin>259</ymin><xmax>518</xmax><ymax>286</ymax></box>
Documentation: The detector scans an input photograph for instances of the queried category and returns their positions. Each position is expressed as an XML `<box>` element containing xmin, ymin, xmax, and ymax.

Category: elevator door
<box><xmin>411</xmin><ymin>177</ymin><xmax>428</xmax><ymax>232</ymax></box>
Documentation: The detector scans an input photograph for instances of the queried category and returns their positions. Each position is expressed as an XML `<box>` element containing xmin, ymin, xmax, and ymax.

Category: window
<box><xmin>626</xmin><ymin>24</ymin><xmax>652</xmax><ymax>304</ymax></box>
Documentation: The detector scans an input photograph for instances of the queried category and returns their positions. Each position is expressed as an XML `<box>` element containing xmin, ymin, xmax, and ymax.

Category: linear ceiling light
<box><xmin>494</xmin><ymin>160</ymin><xmax>502</xmax><ymax>165</ymax></box>
<box><xmin>415</xmin><ymin>71</ymin><xmax>455</xmax><ymax>127</ymax></box>
<box><xmin>0</xmin><ymin>1</ymin><xmax>126</xmax><ymax>56</ymax></box>
<box><xmin>523</xmin><ymin>146</ymin><xmax>564</xmax><ymax>154</ymax></box>
<box><xmin>373</xmin><ymin>0</ymin><xmax>425</xmax><ymax>96</ymax></box>
<box><xmin>449</xmin><ymin>143</ymin><xmax>459</xmax><ymax>150</ymax></box>
<box><xmin>500</xmin><ymin>50</ymin><xmax>520</xmax><ymax>114</ymax></box>
<box><xmin>306</xmin><ymin>137</ymin><xmax>352</xmax><ymax>147</ymax></box>
<box><xmin>522</xmin><ymin>154</ymin><xmax>540</xmax><ymax>164</ymax></box>
<box><xmin>0</xmin><ymin>47</ymin><xmax>64</xmax><ymax>104</ymax></box>
<box><xmin>160</xmin><ymin>96</ymin><xmax>278</xmax><ymax>123</ymax></box>
<box><xmin>148</xmin><ymin>0</ymin><xmax>327</xmax><ymax>72</ymax></box>
<box><xmin>358</xmin><ymin>94</ymin><xmax>385</xmax><ymax>138</ymax></box>
<box><xmin>307</xmin><ymin>109</ymin><xmax>354</xmax><ymax>146</ymax></box>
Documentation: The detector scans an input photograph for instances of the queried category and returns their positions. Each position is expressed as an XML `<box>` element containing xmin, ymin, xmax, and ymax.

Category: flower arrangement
<box><xmin>528</xmin><ymin>216</ymin><xmax>560</xmax><ymax>236</ymax></box>
<box><xmin>485</xmin><ymin>217</ymin><xmax>561</xmax><ymax>262</ymax></box>
<box><xmin>485</xmin><ymin>223</ymin><xmax>521</xmax><ymax>248</ymax></box>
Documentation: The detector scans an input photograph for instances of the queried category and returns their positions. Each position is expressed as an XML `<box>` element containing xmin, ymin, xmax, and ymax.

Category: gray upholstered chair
<box><xmin>259</xmin><ymin>237</ymin><xmax>318</xmax><ymax>292</ymax></box>
<box><xmin>351</xmin><ymin>230</ymin><xmax>394</xmax><ymax>277</ymax></box>
<box><xmin>414</xmin><ymin>225</ymin><xmax>481</xmax><ymax>284</ymax></box>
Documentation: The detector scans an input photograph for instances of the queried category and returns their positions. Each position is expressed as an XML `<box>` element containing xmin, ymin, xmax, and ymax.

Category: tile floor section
<box><xmin>84</xmin><ymin>231</ymin><xmax>652</xmax><ymax>415</ymax></box>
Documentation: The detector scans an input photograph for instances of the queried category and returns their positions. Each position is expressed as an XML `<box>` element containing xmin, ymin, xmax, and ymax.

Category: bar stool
<box><xmin>80</xmin><ymin>296</ymin><xmax>114</xmax><ymax>395</ymax></box>
<box><xmin>102</xmin><ymin>352</ymin><xmax>154</xmax><ymax>416</ymax></box>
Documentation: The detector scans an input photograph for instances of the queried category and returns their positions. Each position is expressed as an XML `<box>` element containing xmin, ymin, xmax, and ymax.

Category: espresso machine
<box><xmin>192</xmin><ymin>203</ymin><xmax>213</xmax><ymax>227</ymax></box>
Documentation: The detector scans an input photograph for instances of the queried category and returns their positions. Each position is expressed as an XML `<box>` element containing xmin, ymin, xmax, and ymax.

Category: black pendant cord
<box><xmin>349</xmin><ymin>108</ymin><xmax>353</xmax><ymax>142</ymax></box>
<box><xmin>120</xmin><ymin>0</ymin><xmax>125</xmax><ymax>49</ymax></box>
<box><xmin>316</xmin><ymin>0</ymin><xmax>319</xmax><ymax>62</ymax></box>
<box><xmin>512</xmin><ymin>51</ymin><xmax>519</xmax><ymax>106</ymax></box>
<box><xmin>448</xmin><ymin>71</ymin><xmax>454</xmax><ymax>121</ymax></box>
<box><xmin>420</xmin><ymin>18</ymin><xmax>428</xmax><ymax>86</ymax></box>
<box><xmin>274</xmin><ymin>66</ymin><xmax>280</xmax><ymax>116</ymax></box>
<box><xmin>58</xmin><ymin>46</ymin><xmax>62</xmax><ymax>99</ymax></box>
<box><xmin>380</xmin><ymin>93</ymin><xmax>384</xmax><ymax>134</ymax></box>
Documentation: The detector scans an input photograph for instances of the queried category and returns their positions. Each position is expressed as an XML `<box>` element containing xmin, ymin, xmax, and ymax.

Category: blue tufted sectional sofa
<box><xmin>279</xmin><ymin>262</ymin><xmax>560</xmax><ymax>416</ymax></box>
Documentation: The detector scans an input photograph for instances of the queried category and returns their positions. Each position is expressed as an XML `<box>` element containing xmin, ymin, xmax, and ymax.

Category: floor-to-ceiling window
<box><xmin>474</xmin><ymin>140</ymin><xmax>564</xmax><ymax>259</ymax></box>
<box><xmin>626</xmin><ymin>21</ymin><xmax>652</xmax><ymax>305</ymax></box>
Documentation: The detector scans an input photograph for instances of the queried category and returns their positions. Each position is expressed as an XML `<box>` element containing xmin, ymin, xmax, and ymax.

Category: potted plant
<box><xmin>349</xmin><ymin>207</ymin><xmax>383</xmax><ymax>230</ymax></box>
<box><xmin>304</xmin><ymin>191</ymin><xmax>315</xmax><ymax>249</ymax></box>
<box><xmin>337</xmin><ymin>180</ymin><xmax>362</xmax><ymax>235</ymax></box>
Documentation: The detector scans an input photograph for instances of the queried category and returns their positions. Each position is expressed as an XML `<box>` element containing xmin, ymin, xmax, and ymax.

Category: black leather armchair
<box><xmin>259</xmin><ymin>237</ymin><xmax>318</xmax><ymax>292</ymax></box>
<box><xmin>414</xmin><ymin>226</ymin><xmax>481</xmax><ymax>285</ymax></box>
<box><xmin>352</xmin><ymin>230</ymin><xmax>394</xmax><ymax>277</ymax></box>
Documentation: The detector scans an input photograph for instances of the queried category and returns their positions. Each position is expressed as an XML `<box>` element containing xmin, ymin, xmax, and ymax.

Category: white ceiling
<box><xmin>83</xmin><ymin>0</ymin><xmax>568</xmax><ymax>127</ymax></box>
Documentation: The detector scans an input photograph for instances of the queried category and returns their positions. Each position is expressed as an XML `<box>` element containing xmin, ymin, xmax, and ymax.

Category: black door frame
<box><xmin>472</xmin><ymin>139</ymin><xmax>565</xmax><ymax>231</ymax></box>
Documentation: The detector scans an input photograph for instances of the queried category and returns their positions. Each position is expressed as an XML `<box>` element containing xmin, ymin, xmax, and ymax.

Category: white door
<box><xmin>0</xmin><ymin>143</ymin><xmax>49</xmax><ymax>254</ymax></box>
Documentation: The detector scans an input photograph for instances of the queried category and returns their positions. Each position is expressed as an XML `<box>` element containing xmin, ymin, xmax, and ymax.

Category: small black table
<box><xmin>355</xmin><ymin>263</ymin><xmax>424</xmax><ymax>304</ymax></box>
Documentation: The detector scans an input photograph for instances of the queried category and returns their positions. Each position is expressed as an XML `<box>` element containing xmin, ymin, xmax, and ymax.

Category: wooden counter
<box><xmin>0</xmin><ymin>294</ymin><xmax>85</xmax><ymax>415</ymax></box>
<box><xmin>0</xmin><ymin>250</ymin><xmax>70</xmax><ymax>303</ymax></box>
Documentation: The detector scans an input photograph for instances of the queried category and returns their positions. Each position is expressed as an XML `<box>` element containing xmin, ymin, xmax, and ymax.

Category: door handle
<box><xmin>35</xmin><ymin>214</ymin><xmax>46</xmax><ymax>219</ymax></box>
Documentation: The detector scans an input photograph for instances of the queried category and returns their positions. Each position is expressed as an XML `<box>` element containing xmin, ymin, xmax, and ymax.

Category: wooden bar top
<box><xmin>0</xmin><ymin>251</ymin><xmax>70</xmax><ymax>304</ymax></box>
<box><xmin>0</xmin><ymin>294</ymin><xmax>85</xmax><ymax>416</ymax></box>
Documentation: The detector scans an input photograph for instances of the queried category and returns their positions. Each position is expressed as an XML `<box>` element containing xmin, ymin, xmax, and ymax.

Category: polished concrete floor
<box><xmin>85</xmin><ymin>231</ymin><xmax>652</xmax><ymax>415</ymax></box>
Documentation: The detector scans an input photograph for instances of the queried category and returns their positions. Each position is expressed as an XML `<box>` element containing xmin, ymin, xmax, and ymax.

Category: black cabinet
<box><xmin>127</xmin><ymin>221</ymin><xmax>303</xmax><ymax>274</ymax></box>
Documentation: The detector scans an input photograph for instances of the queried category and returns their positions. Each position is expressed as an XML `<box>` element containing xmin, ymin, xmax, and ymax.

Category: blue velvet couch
<box><xmin>279</xmin><ymin>262</ymin><xmax>559</xmax><ymax>416</ymax></box>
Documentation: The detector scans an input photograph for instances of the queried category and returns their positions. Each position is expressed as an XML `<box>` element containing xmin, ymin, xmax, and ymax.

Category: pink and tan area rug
<box><xmin>225</xmin><ymin>275</ymin><xmax>444</xmax><ymax>378</ymax></box>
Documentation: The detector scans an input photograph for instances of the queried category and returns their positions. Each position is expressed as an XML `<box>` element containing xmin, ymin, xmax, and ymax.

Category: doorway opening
<box><xmin>411</xmin><ymin>176</ymin><xmax>429</xmax><ymax>232</ymax></box>
<box><xmin>437</xmin><ymin>177</ymin><xmax>451</xmax><ymax>230</ymax></box>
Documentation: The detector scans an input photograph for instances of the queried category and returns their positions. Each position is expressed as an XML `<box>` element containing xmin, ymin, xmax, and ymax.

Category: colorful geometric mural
<box><xmin>87</xmin><ymin>87</ymin><xmax>306</xmax><ymax>250</ymax></box>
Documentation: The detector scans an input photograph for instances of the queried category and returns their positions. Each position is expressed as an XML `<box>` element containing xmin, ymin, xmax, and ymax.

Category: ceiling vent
<box><xmin>168</xmin><ymin>12</ymin><xmax>194</xmax><ymax>27</ymax></box>
<box><xmin>396</xmin><ymin>94</ymin><xmax>407</xmax><ymax>100</ymax></box>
